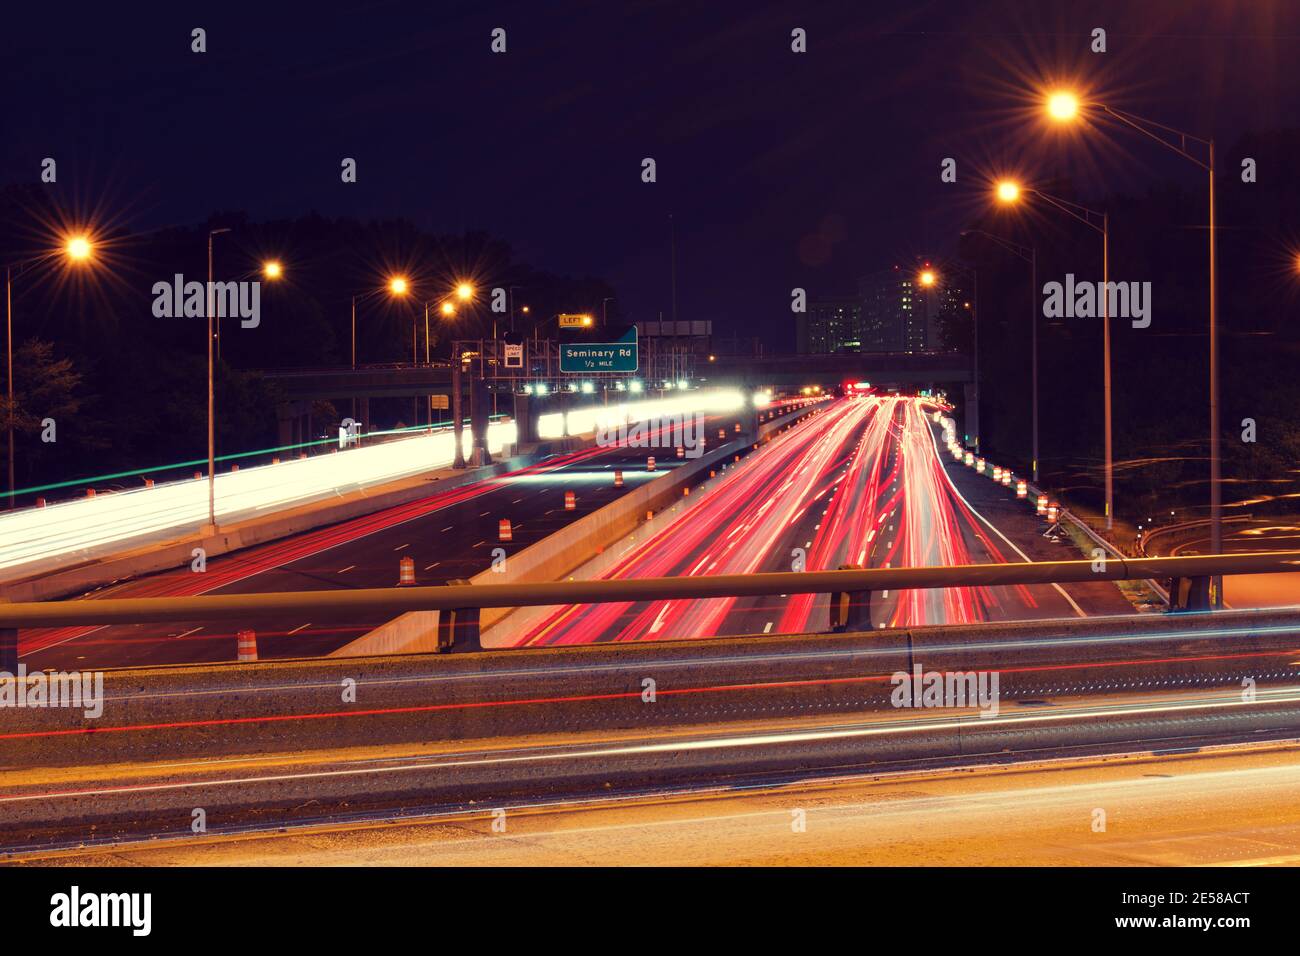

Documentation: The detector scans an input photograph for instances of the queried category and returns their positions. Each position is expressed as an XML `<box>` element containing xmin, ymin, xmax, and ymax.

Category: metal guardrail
<box><xmin>2</xmin><ymin>552</ymin><xmax>1298</xmax><ymax>630</ymax></box>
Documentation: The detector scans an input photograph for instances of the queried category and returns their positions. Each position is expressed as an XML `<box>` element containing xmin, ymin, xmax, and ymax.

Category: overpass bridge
<box><xmin>705</xmin><ymin>350</ymin><xmax>972</xmax><ymax>387</ymax></box>
<box><xmin>254</xmin><ymin>347</ymin><xmax>976</xmax><ymax>448</ymax></box>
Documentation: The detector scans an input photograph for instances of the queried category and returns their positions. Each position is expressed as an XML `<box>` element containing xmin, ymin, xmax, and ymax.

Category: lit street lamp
<box><xmin>920</xmin><ymin>264</ymin><xmax>979</xmax><ymax>451</ymax></box>
<box><xmin>1038</xmin><ymin>87</ymin><xmax>1221</xmax><ymax>596</ymax></box>
<box><xmin>4</xmin><ymin>233</ymin><xmax>97</xmax><ymax>508</ymax></box>
<box><xmin>996</xmin><ymin>178</ymin><xmax>1112</xmax><ymax>529</ymax></box>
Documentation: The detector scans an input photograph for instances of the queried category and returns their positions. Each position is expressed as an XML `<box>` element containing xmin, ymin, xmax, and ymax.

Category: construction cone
<box><xmin>498</xmin><ymin>519</ymin><xmax>513</xmax><ymax>541</ymax></box>
<box><xmin>85</xmin><ymin>488</ymin><xmax>96</xmax><ymax>498</ymax></box>
<box><xmin>398</xmin><ymin>556</ymin><xmax>416</xmax><ymax>586</ymax></box>
<box><xmin>237</xmin><ymin>629</ymin><xmax>258</xmax><ymax>661</ymax></box>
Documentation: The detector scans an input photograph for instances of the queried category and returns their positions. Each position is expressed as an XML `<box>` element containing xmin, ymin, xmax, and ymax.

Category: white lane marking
<box><xmin>288</xmin><ymin>623</ymin><xmax>311</xmax><ymax>635</ymax></box>
<box><xmin>392</xmin><ymin>543</ymin><xmax>409</xmax><ymax>551</ymax></box>
<box><xmin>173</xmin><ymin>626</ymin><xmax>203</xmax><ymax>639</ymax></box>
<box><xmin>763</xmin><ymin>622</ymin><xmax>774</xmax><ymax>634</ymax></box>
<box><xmin>337</xmin><ymin>566</ymin><xmax>355</xmax><ymax>574</ymax></box>
<box><xmin>648</xmin><ymin>605</ymin><xmax>671</xmax><ymax>633</ymax></box>
<box><xmin>425</xmin><ymin>562</ymin><xmax>441</xmax><ymax>571</ymax></box>
<box><xmin>924</xmin><ymin>423</ymin><xmax>1086</xmax><ymax>618</ymax></box>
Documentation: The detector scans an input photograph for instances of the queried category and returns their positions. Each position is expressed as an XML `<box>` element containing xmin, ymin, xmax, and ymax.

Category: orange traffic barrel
<box><xmin>647</xmin><ymin>456</ymin><xmax>656</xmax><ymax>471</ymax></box>
<box><xmin>565</xmin><ymin>490</ymin><xmax>576</xmax><ymax>510</ymax></box>
<box><xmin>237</xmin><ymin>629</ymin><xmax>258</xmax><ymax>662</ymax></box>
<box><xmin>499</xmin><ymin>519</ymin><xmax>513</xmax><ymax>541</ymax></box>
<box><xmin>614</xmin><ymin>470</ymin><xmax>624</xmax><ymax>487</ymax></box>
<box><xmin>398</xmin><ymin>555</ymin><xmax>416</xmax><ymax>586</ymax></box>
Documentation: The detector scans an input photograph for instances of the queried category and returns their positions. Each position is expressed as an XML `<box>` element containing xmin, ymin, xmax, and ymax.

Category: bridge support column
<box><xmin>451</xmin><ymin>363</ymin><xmax>466</xmax><ymax>469</ymax></box>
<box><xmin>963</xmin><ymin>381</ymin><xmax>980</xmax><ymax>452</ymax></box>
<box><xmin>470</xmin><ymin>378</ymin><xmax>492</xmax><ymax>467</ymax></box>
<box><xmin>514</xmin><ymin>393</ymin><xmax>537</xmax><ymax>444</ymax></box>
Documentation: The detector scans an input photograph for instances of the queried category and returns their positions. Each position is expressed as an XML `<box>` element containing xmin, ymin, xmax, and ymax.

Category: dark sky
<box><xmin>5</xmin><ymin>0</ymin><xmax>1300</xmax><ymax>344</ymax></box>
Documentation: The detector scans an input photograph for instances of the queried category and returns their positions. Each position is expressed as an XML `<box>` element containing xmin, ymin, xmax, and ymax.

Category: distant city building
<box><xmin>863</xmin><ymin>261</ymin><xmax>965</xmax><ymax>352</ymax></box>
<box><xmin>796</xmin><ymin>262</ymin><xmax>966</xmax><ymax>354</ymax></box>
<box><xmin>796</xmin><ymin>298</ymin><xmax>863</xmax><ymax>354</ymax></box>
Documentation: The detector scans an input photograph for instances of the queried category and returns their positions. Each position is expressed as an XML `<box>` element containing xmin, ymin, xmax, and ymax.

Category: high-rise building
<box><xmin>858</xmin><ymin>261</ymin><xmax>964</xmax><ymax>352</ymax></box>
<box><xmin>796</xmin><ymin>297</ymin><xmax>863</xmax><ymax>354</ymax></box>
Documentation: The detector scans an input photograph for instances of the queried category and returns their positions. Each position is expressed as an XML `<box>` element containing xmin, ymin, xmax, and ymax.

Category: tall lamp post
<box><xmin>4</xmin><ymin>233</ymin><xmax>96</xmax><ymax>508</ymax></box>
<box><xmin>995</xmin><ymin>179</ymin><xmax>1112</xmax><ymax>530</ymax></box>
<box><xmin>1040</xmin><ymin>88</ymin><xmax>1219</xmax><ymax>595</ymax></box>
<box><xmin>962</xmin><ymin>228</ymin><xmax>1039</xmax><ymax>482</ymax></box>
<box><xmin>921</xmin><ymin>264</ymin><xmax>979</xmax><ymax>451</ymax></box>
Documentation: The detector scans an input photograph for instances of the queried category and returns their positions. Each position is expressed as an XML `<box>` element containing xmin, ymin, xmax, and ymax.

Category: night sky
<box><xmin>5</xmin><ymin>0</ymin><xmax>1300</xmax><ymax>346</ymax></box>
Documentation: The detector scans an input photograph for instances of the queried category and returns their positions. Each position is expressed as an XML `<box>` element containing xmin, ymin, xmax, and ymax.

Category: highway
<box><xmin>511</xmin><ymin>396</ymin><xmax>1132</xmax><ymax>646</ymax></box>
<box><xmin>19</xmin><ymin>407</ymin><xmax>764</xmax><ymax>670</ymax></box>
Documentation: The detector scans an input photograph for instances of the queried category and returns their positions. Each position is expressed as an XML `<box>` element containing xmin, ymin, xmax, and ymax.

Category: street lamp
<box><xmin>4</xmin><ymin>232</ymin><xmax>97</xmax><ymax>508</ymax></box>
<box><xmin>962</xmin><ymin>229</ymin><xmax>1038</xmax><ymax>482</ymax></box>
<box><xmin>920</xmin><ymin>264</ymin><xmax>978</xmax><ymax>450</ymax></box>
<box><xmin>996</xmin><ymin>178</ymin><xmax>1113</xmax><ymax>529</ymax></box>
<box><xmin>262</xmin><ymin>260</ymin><xmax>283</xmax><ymax>280</ymax></box>
<box><xmin>1038</xmin><ymin>88</ymin><xmax>1220</xmax><ymax>571</ymax></box>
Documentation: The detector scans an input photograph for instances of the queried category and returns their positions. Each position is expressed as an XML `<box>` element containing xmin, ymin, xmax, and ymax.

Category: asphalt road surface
<box><xmin>511</xmin><ymin>396</ymin><xmax>1133</xmax><ymax>646</ymax></box>
<box><xmin>20</xmin><ymin>410</ymin><xmax>760</xmax><ymax>670</ymax></box>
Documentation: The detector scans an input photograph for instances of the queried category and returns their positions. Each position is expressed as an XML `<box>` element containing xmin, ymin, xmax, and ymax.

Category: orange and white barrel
<box><xmin>398</xmin><ymin>555</ymin><xmax>416</xmax><ymax>586</ymax></box>
<box><xmin>614</xmin><ymin>470</ymin><xmax>624</xmax><ymax>487</ymax></box>
<box><xmin>237</xmin><ymin>629</ymin><xmax>258</xmax><ymax>662</ymax></box>
<box><xmin>498</xmin><ymin>519</ymin><xmax>513</xmax><ymax>541</ymax></box>
<box><xmin>564</xmin><ymin>490</ymin><xmax>576</xmax><ymax>510</ymax></box>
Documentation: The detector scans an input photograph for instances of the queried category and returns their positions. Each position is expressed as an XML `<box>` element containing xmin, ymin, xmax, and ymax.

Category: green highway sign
<box><xmin>560</xmin><ymin>327</ymin><xmax>638</xmax><ymax>373</ymax></box>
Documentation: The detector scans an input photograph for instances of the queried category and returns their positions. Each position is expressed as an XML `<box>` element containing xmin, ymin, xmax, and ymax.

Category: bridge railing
<box><xmin>3</xmin><ymin>552</ymin><xmax>1298</xmax><ymax>667</ymax></box>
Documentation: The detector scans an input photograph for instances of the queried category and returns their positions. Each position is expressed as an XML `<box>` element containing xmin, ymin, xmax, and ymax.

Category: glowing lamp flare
<box><xmin>1047</xmin><ymin>91</ymin><xmax>1079</xmax><ymax>122</ymax></box>
<box><xmin>64</xmin><ymin>235</ymin><xmax>93</xmax><ymax>261</ymax></box>
<box><xmin>996</xmin><ymin>180</ymin><xmax>1021</xmax><ymax>203</ymax></box>
<box><xmin>389</xmin><ymin>277</ymin><xmax>410</xmax><ymax>295</ymax></box>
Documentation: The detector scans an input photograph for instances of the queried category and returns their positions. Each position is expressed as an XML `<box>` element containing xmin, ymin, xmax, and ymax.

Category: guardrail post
<box><xmin>436</xmin><ymin>579</ymin><xmax>481</xmax><ymax>652</ymax></box>
<box><xmin>0</xmin><ymin>627</ymin><xmax>16</xmax><ymax>674</ymax></box>
<box><xmin>1167</xmin><ymin>576</ymin><xmax>1213</xmax><ymax>612</ymax></box>
<box><xmin>828</xmin><ymin>565</ymin><xmax>872</xmax><ymax>632</ymax></box>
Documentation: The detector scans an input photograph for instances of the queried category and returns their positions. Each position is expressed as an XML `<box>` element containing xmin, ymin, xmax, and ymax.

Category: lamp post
<box><xmin>4</xmin><ymin>234</ymin><xmax>97</xmax><ymax>508</ymax></box>
<box><xmin>962</xmin><ymin>228</ymin><xmax>1039</xmax><ymax>482</ymax></box>
<box><xmin>922</xmin><ymin>264</ymin><xmax>979</xmax><ymax>451</ymax></box>
<box><xmin>205</xmin><ymin>228</ymin><xmax>231</xmax><ymax>533</ymax></box>
<box><xmin>996</xmin><ymin>180</ymin><xmax>1112</xmax><ymax>529</ymax></box>
<box><xmin>1040</xmin><ymin>88</ymin><xmax>1219</xmax><ymax>596</ymax></box>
